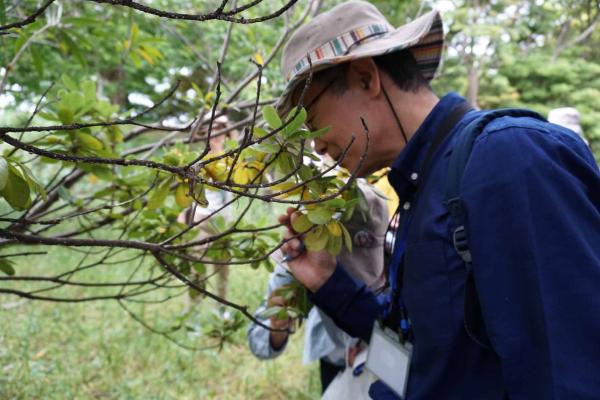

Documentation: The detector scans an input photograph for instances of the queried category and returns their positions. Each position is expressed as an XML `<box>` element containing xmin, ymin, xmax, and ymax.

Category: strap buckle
<box><xmin>453</xmin><ymin>225</ymin><xmax>472</xmax><ymax>264</ymax></box>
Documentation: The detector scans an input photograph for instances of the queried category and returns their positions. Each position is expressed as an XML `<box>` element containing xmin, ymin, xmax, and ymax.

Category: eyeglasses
<box><xmin>300</xmin><ymin>78</ymin><xmax>337</xmax><ymax>131</ymax></box>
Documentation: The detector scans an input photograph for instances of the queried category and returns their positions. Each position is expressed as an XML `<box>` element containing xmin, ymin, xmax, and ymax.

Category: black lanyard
<box><xmin>384</xmin><ymin>102</ymin><xmax>473</xmax><ymax>339</ymax></box>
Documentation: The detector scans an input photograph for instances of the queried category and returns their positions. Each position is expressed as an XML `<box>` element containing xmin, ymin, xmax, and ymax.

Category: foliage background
<box><xmin>0</xmin><ymin>0</ymin><xmax>598</xmax><ymax>398</ymax></box>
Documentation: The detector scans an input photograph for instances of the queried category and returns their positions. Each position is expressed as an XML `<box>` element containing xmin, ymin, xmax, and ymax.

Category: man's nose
<box><xmin>313</xmin><ymin>138</ymin><xmax>327</xmax><ymax>155</ymax></box>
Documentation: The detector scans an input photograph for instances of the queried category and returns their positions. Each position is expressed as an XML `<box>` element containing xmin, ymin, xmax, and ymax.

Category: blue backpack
<box><xmin>443</xmin><ymin>108</ymin><xmax>546</xmax><ymax>349</ymax></box>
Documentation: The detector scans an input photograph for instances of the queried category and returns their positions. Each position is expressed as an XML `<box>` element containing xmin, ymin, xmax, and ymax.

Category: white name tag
<box><xmin>366</xmin><ymin>323</ymin><xmax>412</xmax><ymax>398</ymax></box>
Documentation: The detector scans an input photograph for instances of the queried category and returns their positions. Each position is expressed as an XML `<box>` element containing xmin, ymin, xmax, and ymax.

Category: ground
<box><xmin>0</xmin><ymin>247</ymin><xmax>320</xmax><ymax>399</ymax></box>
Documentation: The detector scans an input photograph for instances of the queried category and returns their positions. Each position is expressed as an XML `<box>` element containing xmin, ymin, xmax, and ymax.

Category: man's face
<box><xmin>297</xmin><ymin>80</ymin><xmax>376</xmax><ymax>177</ymax></box>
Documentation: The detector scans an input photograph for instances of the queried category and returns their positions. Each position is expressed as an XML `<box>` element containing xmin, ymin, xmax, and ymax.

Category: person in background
<box><xmin>248</xmin><ymin>181</ymin><xmax>388</xmax><ymax>395</ymax></box>
<box><xmin>548</xmin><ymin>107</ymin><xmax>589</xmax><ymax>146</ymax></box>
<box><xmin>178</xmin><ymin>116</ymin><xmax>237</xmax><ymax>306</ymax></box>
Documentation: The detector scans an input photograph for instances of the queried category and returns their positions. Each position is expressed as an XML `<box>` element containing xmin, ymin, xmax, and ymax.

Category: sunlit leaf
<box><xmin>326</xmin><ymin>234</ymin><xmax>343</xmax><ymax>256</ymax></box>
<box><xmin>76</xmin><ymin>132</ymin><xmax>104</xmax><ymax>151</ymax></box>
<box><xmin>326</xmin><ymin>221</ymin><xmax>342</xmax><ymax>237</ymax></box>
<box><xmin>259</xmin><ymin>306</ymin><xmax>283</xmax><ymax>319</ymax></box>
<box><xmin>131</xmin><ymin>23</ymin><xmax>139</xmax><ymax>44</ymax></box>
<box><xmin>306</xmin><ymin>207</ymin><xmax>333</xmax><ymax>225</ymax></box>
<box><xmin>262</xmin><ymin>105</ymin><xmax>282</xmax><ymax>130</ymax></box>
<box><xmin>57</xmin><ymin>107</ymin><xmax>74</xmax><ymax>124</ymax></box>
<box><xmin>304</xmin><ymin>225</ymin><xmax>329</xmax><ymax>252</ymax></box>
<box><xmin>175</xmin><ymin>184</ymin><xmax>193</xmax><ymax>208</ymax></box>
<box><xmin>291</xmin><ymin>213</ymin><xmax>313</xmax><ymax>233</ymax></box>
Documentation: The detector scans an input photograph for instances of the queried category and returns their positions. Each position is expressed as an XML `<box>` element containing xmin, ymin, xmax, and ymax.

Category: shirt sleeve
<box><xmin>309</xmin><ymin>263</ymin><xmax>385</xmax><ymax>342</ymax></box>
<box><xmin>247</xmin><ymin>264</ymin><xmax>295</xmax><ymax>360</ymax></box>
<box><xmin>462</xmin><ymin>123</ymin><xmax>600</xmax><ymax>399</ymax></box>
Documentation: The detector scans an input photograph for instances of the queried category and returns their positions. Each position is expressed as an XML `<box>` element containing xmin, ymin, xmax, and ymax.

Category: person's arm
<box><xmin>462</xmin><ymin>124</ymin><xmax>600</xmax><ymax>398</ymax></box>
<box><xmin>309</xmin><ymin>263</ymin><xmax>383</xmax><ymax>342</ymax></box>
<box><xmin>247</xmin><ymin>264</ymin><xmax>295</xmax><ymax>359</ymax></box>
<box><xmin>279</xmin><ymin>209</ymin><xmax>386</xmax><ymax>342</ymax></box>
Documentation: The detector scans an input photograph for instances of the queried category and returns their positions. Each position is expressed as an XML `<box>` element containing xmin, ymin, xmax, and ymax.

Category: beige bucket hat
<box><xmin>276</xmin><ymin>1</ymin><xmax>444</xmax><ymax>116</ymax></box>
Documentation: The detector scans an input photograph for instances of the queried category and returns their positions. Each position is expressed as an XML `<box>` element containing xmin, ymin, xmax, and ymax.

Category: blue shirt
<box><xmin>310</xmin><ymin>93</ymin><xmax>600</xmax><ymax>399</ymax></box>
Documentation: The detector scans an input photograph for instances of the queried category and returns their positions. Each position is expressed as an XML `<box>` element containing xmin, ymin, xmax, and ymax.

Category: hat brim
<box><xmin>276</xmin><ymin>10</ymin><xmax>443</xmax><ymax>117</ymax></box>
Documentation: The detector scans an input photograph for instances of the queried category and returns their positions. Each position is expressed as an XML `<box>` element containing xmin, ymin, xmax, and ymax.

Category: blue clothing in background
<box><xmin>311</xmin><ymin>93</ymin><xmax>600</xmax><ymax>399</ymax></box>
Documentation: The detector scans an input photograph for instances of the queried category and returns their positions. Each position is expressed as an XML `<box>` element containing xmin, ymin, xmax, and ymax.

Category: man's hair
<box><xmin>313</xmin><ymin>49</ymin><xmax>430</xmax><ymax>94</ymax></box>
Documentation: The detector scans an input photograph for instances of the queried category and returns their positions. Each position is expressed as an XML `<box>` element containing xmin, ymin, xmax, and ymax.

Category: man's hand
<box><xmin>279</xmin><ymin>207</ymin><xmax>336</xmax><ymax>292</ymax></box>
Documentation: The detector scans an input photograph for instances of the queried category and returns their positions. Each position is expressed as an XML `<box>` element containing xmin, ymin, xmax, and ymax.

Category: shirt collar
<box><xmin>387</xmin><ymin>92</ymin><xmax>468</xmax><ymax>200</ymax></box>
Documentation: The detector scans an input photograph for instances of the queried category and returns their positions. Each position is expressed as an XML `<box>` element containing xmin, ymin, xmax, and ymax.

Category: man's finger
<box><xmin>281</xmin><ymin>233</ymin><xmax>303</xmax><ymax>255</ymax></box>
<box><xmin>278</xmin><ymin>213</ymin><xmax>289</xmax><ymax>225</ymax></box>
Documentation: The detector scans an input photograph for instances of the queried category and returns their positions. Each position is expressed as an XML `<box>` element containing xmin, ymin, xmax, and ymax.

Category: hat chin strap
<box><xmin>381</xmin><ymin>83</ymin><xmax>408</xmax><ymax>145</ymax></box>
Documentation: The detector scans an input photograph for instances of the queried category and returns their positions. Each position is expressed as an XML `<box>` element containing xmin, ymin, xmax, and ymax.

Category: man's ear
<box><xmin>346</xmin><ymin>58</ymin><xmax>381</xmax><ymax>98</ymax></box>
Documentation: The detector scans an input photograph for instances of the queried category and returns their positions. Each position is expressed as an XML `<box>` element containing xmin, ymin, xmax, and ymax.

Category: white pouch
<box><xmin>321</xmin><ymin>347</ymin><xmax>377</xmax><ymax>400</ymax></box>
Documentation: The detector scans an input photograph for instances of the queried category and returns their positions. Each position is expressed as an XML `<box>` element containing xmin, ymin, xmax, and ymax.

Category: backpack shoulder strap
<box><xmin>444</xmin><ymin>108</ymin><xmax>545</xmax><ymax>350</ymax></box>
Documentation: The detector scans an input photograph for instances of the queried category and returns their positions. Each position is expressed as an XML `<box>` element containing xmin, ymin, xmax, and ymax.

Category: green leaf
<box><xmin>193</xmin><ymin>263</ymin><xmax>206</xmax><ymax>275</ymax></box>
<box><xmin>147</xmin><ymin>177</ymin><xmax>173</xmax><ymax>210</ymax></box>
<box><xmin>283</xmin><ymin>107</ymin><xmax>307</xmax><ymax>137</ymax></box>
<box><xmin>0</xmin><ymin>166</ymin><xmax>31</xmax><ymax>210</ymax></box>
<box><xmin>341</xmin><ymin>198</ymin><xmax>358</xmax><ymax>221</ymax></box>
<box><xmin>291</xmin><ymin>213</ymin><xmax>313</xmax><ymax>233</ymax></box>
<box><xmin>252</xmin><ymin>141</ymin><xmax>280</xmax><ymax>154</ymax></box>
<box><xmin>322</xmin><ymin>198</ymin><xmax>345</xmax><ymax>208</ymax></box>
<box><xmin>303</xmin><ymin>151</ymin><xmax>321</xmax><ymax>162</ymax></box>
<box><xmin>306</xmin><ymin>207</ymin><xmax>333</xmax><ymax>225</ymax></box>
<box><xmin>58</xmin><ymin>31</ymin><xmax>86</xmax><ymax>66</ymax></box>
<box><xmin>175</xmin><ymin>184</ymin><xmax>193</xmax><ymax>208</ymax></box>
<box><xmin>304</xmin><ymin>225</ymin><xmax>329</xmax><ymax>252</ymax></box>
<box><xmin>17</xmin><ymin>163</ymin><xmax>47</xmax><ymax>200</ymax></box>
<box><xmin>130</xmin><ymin>51</ymin><xmax>143</xmax><ymax>68</ymax></box>
<box><xmin>297</xmin><ymin>286</ymin><xmax>311</xmax><ymax>315</ymax></box>
<box><xmin>30</xmin><ymin>46</ymin><xmax>44</xmax><ymax>77</ymax></box>
<box><xmin>304</xmin><ymin>126</ymin><xmax>330</xmax><ymax>139</ymax></box>
<box><xmin>326</xmin><ymin>234</ymin><xmax>343</xmax><ymax>256</ymax></box>
<box><xmin>57</xmin><ymin>107</ymin><xmax>74</xmax><ymax>124</ymax></box>
<box><xmin>79</xmin><ymin>164</ymin><xmax>112</xmax><ymax>181</ymax></box>
<box><xmin>0</xmin><ymin>259</ymin><xmax>15</xmax><ymax>276</ymax></box>
<box><xmin>76</xmin><ymin>132</ymin><xmax>104</xmax><ymax>151</ymax></box>
<box><xmin>38</xmin><ymin>111</ymin><xmax>60</xmax><ymax>122</ymax></box>
<box><xmin>190</xmin><ymin>82</ymin><xmax>204</xmax><ymax>99</ymax></box>
<box><xmin>120</xmin><ymin>171</ymin><xmax>152</xmax><ymax>187</ymax></box>
<box><xmin>0</xmin><ymin>0</ymin><xmax>6</xmax><ymax>25</ymax></box>
<box><xmin>297</xmin><ymin>165</ymin><xmax>313</xmax><ymax>182</ymax></box>
<box><xmin>0</xmin><ymin>158</ymin><xmax>8</xmax><ymax>191</ymax></box>
<box><xmin>252</xmin><ymin>127</ymin><xmax>268</xmax><ymax>138</ymax></box>
<box><xmin>130</xmin><ymin>23</ymin><xmax>139</xmax><ymax>45</ymax></box>
<box><xmin>61</xmin><ymin>74</ymin><xmax>78</xmax><ymax>91</ymax></box>
<box><xmin>259</xmin><ymin>306</ymin><xmax>283</xmax><ymax>319</ymax></box>
<box><xmin>262</xmin><ymin>105</ymin><xmax>282</xmax><ymax>130</ymax></box>
<box><xmin>192</xmin><ymin>183</ymin><xmax>209</xmax><ymax>207</ymax></box>
<box><xmin>82</xmin><ymin>80</ymin><xmax>96</xmax><ymax>102</ymax></box>
<box><xmin>340</xmin><ymin>223</ymin><xmax>353</xmax><ymax>252</ymax></box>
<box><xmin>277</xmin><ymin>152</ymin><xmax>296</xmax><ymax>175</ymax></box>
<box><xmin>262</xmin><ymin>259</ymin><xmax>274</xmax><ymax>273</ymax></box>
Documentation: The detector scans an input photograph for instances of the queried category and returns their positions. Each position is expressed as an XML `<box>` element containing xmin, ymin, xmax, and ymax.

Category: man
<box><xmin>248</xmin><ymin>181</ymin><xmax>387</xmax><ymax>395</ymax></box>
<box><xmin>276</xmin><ymin>1</ymin><xmax>600</xmax><ymax>399</ymax></box>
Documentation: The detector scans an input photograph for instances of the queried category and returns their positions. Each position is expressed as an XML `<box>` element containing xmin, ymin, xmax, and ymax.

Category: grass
<box><xmin>0</xmin><ymin>245</ymin><xmax>321</xmax><ymax>399</ymax></box>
